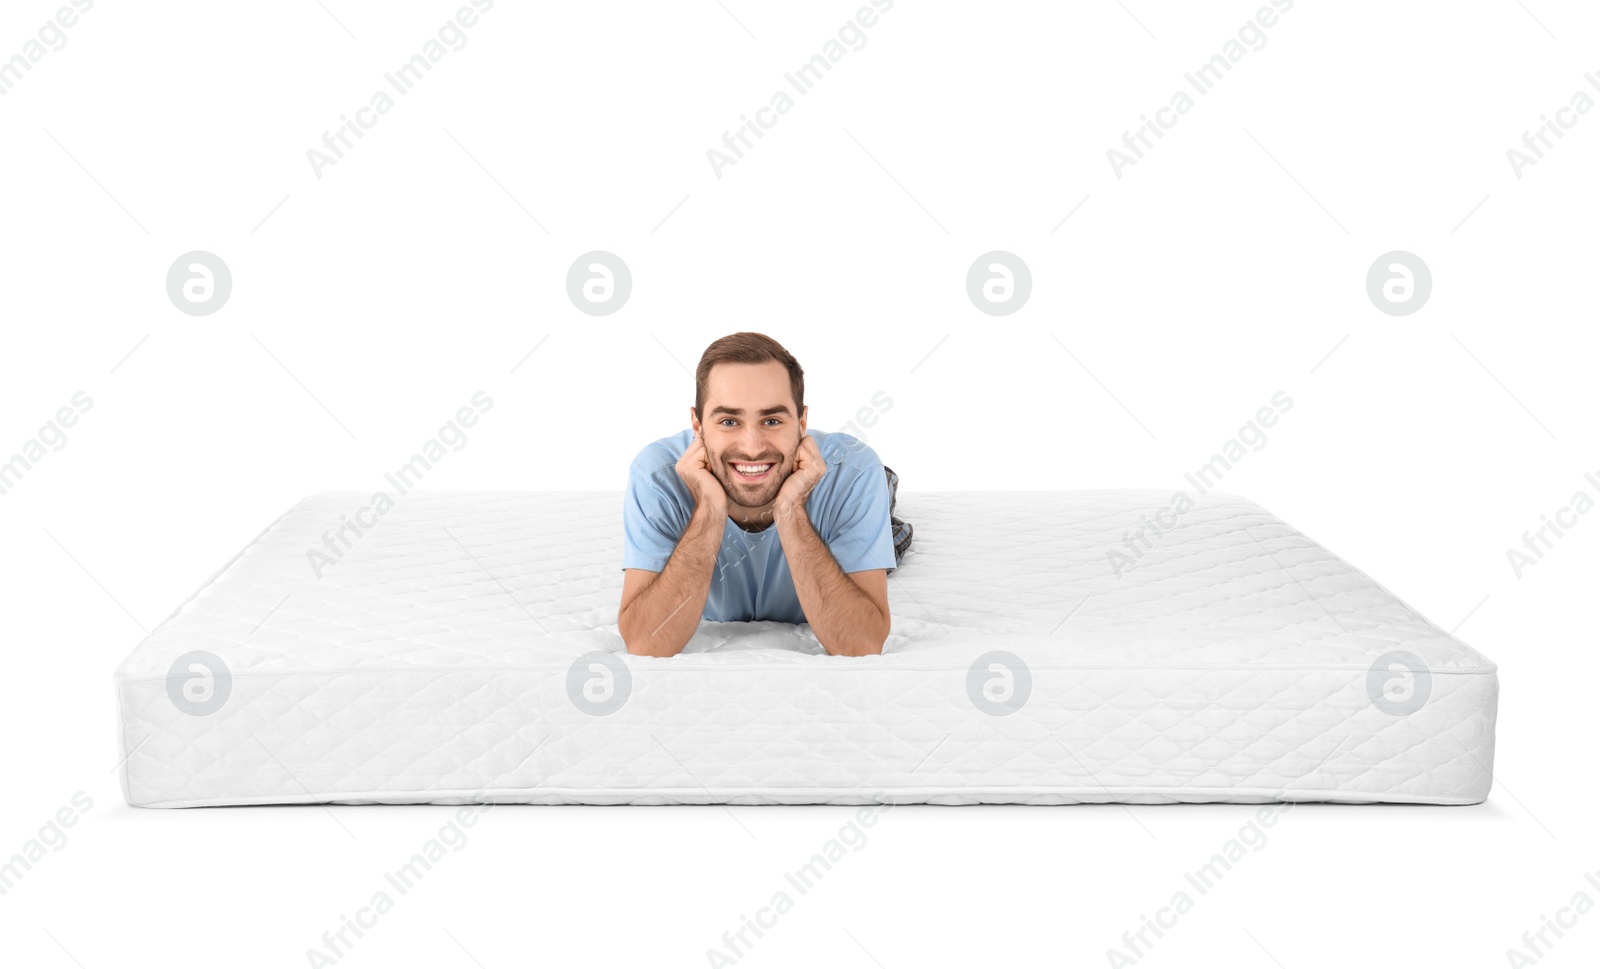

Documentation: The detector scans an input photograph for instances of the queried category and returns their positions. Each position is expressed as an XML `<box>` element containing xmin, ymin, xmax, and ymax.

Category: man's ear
<box><xmin>689</xmin><ymin>406</ymin><xmax>700</xmax><ymax>436</ymax></box>
<box><xmin>799</xmin><ymin>405</ymin><xmax>807</xmax><ymax>434</ymax></box>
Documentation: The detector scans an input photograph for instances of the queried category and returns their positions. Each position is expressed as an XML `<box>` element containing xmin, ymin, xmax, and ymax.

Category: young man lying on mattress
<box><xmin>618</xmin><ymin>331</ymin><xmax>912</xmax><ymax>658</ymax></box>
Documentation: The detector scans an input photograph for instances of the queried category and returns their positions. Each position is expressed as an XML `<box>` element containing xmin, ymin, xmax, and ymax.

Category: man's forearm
<box><xmin>777</xmin><ymin>508</ymin><xmax>888</xmax><ymax>656</ymax></box>
<box><xmin>620</xmin><ymin>505</ymin><xmax>722</xmax><ymax>657</ymax></box>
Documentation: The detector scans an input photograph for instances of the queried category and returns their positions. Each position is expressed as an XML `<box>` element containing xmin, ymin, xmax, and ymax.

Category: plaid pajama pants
<box><xmin>884</xmin><ymin>465</ymin><xmax>913</xmax><ymax>573</ymax></box>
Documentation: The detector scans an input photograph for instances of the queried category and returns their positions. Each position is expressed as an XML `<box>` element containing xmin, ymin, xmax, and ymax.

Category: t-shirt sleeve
<box><xmin>621</xmin><ymin>462</ymin><xmax>688</xmax><ymax>572</ymax></box>
<box><xmin>822</xmin><ymin>454</ymin><xmax>898</xmax><ymax>574</ymax></box>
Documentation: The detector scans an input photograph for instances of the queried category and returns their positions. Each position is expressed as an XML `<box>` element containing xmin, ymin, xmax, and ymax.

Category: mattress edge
<box><xmin>1241</xmin><ymin>493</ymin><xmax>1498</xmax><ymax>668</ymax></box>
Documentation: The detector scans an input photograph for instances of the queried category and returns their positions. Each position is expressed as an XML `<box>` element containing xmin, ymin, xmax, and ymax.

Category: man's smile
<box><xmin>731</xmin><ymin>461</ymin><xmax>775</xmax><ymax>481</ymax></box>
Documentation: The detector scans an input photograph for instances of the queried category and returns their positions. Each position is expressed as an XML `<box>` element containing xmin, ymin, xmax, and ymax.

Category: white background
<box><xmin>2</xmin><ymin>0</ymin><xmax>1596</xmax><ymax>965</ymax></box>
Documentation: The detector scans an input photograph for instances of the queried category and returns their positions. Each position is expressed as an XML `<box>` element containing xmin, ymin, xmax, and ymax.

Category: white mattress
<box><xmin>112</xmin><ymin>490</ymin><xmax>1498</xmax><ymax>807</ymax></box>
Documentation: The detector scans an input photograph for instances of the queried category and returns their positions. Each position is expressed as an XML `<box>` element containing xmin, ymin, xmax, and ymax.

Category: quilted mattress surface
<box><xmin>112</xmin><ymin>490</ymin><xmax>1498</xmax><ymax>807</ymax></box>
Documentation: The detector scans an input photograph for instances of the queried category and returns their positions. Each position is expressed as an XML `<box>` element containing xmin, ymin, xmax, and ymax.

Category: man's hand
<box><xmin>676</xmin><ymin>429</ymin><xmax>727</xmax><ymax>516</ymax></box>
<box><xmin>776</xmin><ymin>433</ymin><xmax>827</xmax><ymax>518</ymax></box>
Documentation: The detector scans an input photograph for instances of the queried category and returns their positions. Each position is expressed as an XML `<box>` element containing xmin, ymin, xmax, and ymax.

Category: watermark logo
<box><xmin>166</xmin><ymin>650</ymin><xmax>232</xmax><ymax>716</ymax></box>
<box><xmin>304</xmin><ymin>795</ymin><xmax>494</xmax><ymax>965</ymax></box>
<box><xmin>830</xmin><ymin>390</ymin><xmax>894</xmax><ymax>457</ymax></box>
<box><xmin>1105</xmin><ymin>798</ymin><xmax>1294</xmax><ymax>965</ymax></box>
<box><xmin>966</xmin><ymin>650</ymin><xmax>1031</xmax><ymax>716</ymax></box>
<box><xmin>1503</xmin><ymin>869</ymin><xmax>1600</xmax><ymax>966</ymax></box>
<box><xmin>0</xmin><ymin>791</ymin><xmax>94</xmax><ymax>898</ymax></box>
<box><xmin>1366</xmin><ymin>650</ymin><xmax>1431</xmax><ymax>716</ymax></box>
<box><xmin>0</xmin><ymin>1</ymin><xmax>95</xmax><ymax>99</ymax></box>
<box><xmin>1365</xmin><ymin>250</ymin><xmax>1431</xmax><ymax>317</ymax></box>
<box><xmin>1109</xmin><ymin>390</ymin><xmax>1295</xmax><ymax>579</ymax></box>
<box><xmin>1106</xmin><ymin>1</ymin><xmax>1297</xmax><ymax>178</ymax></box>
<box><xmin>705</xmin><ymin>797</ymin><xmax>894</xmax><ymax>965</ymax></box>
<box><xmin>166</xmin><ymin>251</ymin><xmax>232</xmax><ymax>317</ymax></box>
<box><xmin>1506</xmin><ymin>471</ymin><xmax>1600</xmax><ymax>578</ymax></box>
<box><xmin>566</xmin><ymin>251</ymin><xmax>632</xmax><ymax>316</ymax></box>
<box><xmin>0</xmin><ymin>391</ymin><xmax>93</xmax><ymax>499</ymax></box>
<box><xmin>966</xmin><ymin>251</ymin><xmax>1031</xmax><ymax>316</ymax></box>
<box><xmin>305</xmin><ymin>1</ymin><xmax>497</xmax><ymax>180</ymax></box>
<box><xmin>705</xmin><ymin>0</ymin><xmax>897</xmax><ymax>180</ymax></box>
<box><xmin>568</xmin><ymin>651</ymin><xmax>631</xmax><ymax>716</ymax></box>
<box><xmin>1506</xmin><ymin>72</ymin><xmax>1600</xmax><ymax>179</ymax></box>
<box><xmin>305</xmin><ymin>391</ymin><xmax>494</xmax><ymax>577</ymax></box>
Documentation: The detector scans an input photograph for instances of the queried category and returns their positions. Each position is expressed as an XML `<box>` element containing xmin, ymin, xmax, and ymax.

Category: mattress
<box><xmin>112</xmin><ymin>490</ymin><xmax>1498</xmax><ymax>807</ymax></box>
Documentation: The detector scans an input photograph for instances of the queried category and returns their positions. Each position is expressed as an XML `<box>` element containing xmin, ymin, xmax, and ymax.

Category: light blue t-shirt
<box><xmin>621</xmin><ymin>428</ymin><xmax>897</xmax><ymax>623</ymax></box>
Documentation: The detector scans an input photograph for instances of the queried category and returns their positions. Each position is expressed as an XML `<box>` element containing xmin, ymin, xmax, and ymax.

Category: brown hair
<box><xmin>694</xmin><ymin>332</ymin><xmax>805</xmax><ymax>424</ymax></box>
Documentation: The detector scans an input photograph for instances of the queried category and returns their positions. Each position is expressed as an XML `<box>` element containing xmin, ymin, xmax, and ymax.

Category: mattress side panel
<box><xmin>117</xmin><ymin>664</ymin><xmax>1497</xmax><ymax>807</ymax></box>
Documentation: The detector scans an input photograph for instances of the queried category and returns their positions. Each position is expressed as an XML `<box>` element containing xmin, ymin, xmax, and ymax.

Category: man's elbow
<box><xmin>620</xmin><ymin>624</ymin><xmax>671</xmax><ymax>657</ymax></box>
<box><xmin>624</xmin><ymin>636</ymin><xmax>684</xmax><ymax>658</ymax></box>
<box><xmin>866</xmin><ymin>609</ymin><xmax>891</xmax><ymax>654</ymax></box>
<box><xmin>829</xmin><ymin>617</ymin><xmax>889</xmax><ymax>657</ymax></box>
<box><xmin>619</xmin><ymin>610</ymin><xmax>687</xmax><ymax>657</ymax></box>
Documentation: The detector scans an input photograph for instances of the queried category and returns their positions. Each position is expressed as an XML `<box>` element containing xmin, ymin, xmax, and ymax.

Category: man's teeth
<box><xmin>734</xmin><ymin>463</ymin><xmax>773</xmax><ymax>474</ymax></box>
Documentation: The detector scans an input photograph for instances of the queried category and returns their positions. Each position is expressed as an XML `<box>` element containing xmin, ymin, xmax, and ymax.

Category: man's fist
<box><xmin>677</xmin><ymin>430</ymin><xmax>728</xmax><ymax>516</ymax></box>
<box><xmin>776</xmin><ymin>433</ymin><xmax>827</xmax><ymax>516</ymax></box>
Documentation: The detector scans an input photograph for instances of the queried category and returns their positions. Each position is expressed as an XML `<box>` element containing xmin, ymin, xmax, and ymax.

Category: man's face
<box><xmin>693</xmin><ymin>360</ymin><xmax>806</xmax><ymax>510</ymax></box>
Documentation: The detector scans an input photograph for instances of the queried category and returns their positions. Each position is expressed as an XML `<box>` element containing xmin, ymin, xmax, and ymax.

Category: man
<box><xmin>618</xmin><ymin>332</ymin><xmax>912</xmax><ymax>658</ymax></box>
